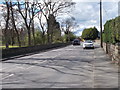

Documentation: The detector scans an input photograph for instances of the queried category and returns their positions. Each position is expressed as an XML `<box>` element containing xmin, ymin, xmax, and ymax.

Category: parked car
<box><xmin>83</xmin><ymin>40</ymin><xmax>94</xmax><ymax>49</ymax></box>
<box><xmin>72</xmin><ymin>39</ymin><xmax>80</xmax><ymax>45</ymax></box>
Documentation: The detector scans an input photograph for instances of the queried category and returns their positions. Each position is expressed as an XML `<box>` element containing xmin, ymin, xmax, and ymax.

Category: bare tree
<box><xmin>1</xmin><ymin>0</ymin><xmax>75</xmax><ymax>47</ymax></box>
<box><xmin>37</xmin><ymin>0</ymin><xmax>75</xmax><ymax>44</ymax></box>
<box><xmin>17</xmin><ymin>1</ymin><xmax>33</xmax><ymax>46</ymax></box>
<box><xmin>17</xmin><ymin>1</ymin><xmax>40</xmax><ymax>46</ymax></box>
<box><xmin>61</xmin><ymin>17</ymin><xmax>76</xmax><ymax>42</ymax></box>
<box><xmin>10</xmin><ymin>1</ymin><xmax>21</xmax><ymax>47</ymax></box>
<box><xmin>4</xmin><ymin>0</ymin><xmax>10</xmax><ymax>48</ymax></box>
<box><xmin>37</xmin><ymin>12</ymin><xmax>47</xmax><ymax>44</ymax></box>
<box><xmin>29</xmin><ymin>2</ymin><xmax>38</xmax><ymax>45</ymax></box>
<box><xmin>31</xmin><ymin>2</ymin><xmax>36</xmax><ymax>45</ymax></box>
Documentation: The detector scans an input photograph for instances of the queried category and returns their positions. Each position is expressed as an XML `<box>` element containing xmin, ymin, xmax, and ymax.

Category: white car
<box><xmin>83</xmin><ymin>40</ymin><xmax>94</xmax><ymax>49</ymax></box>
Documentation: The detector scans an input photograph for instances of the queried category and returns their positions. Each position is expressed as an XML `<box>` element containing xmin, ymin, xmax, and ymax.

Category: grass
<box><xmin>0</xmin><ymin>45</ymin><xmax>19</xmax><ymax>49</ymax></box>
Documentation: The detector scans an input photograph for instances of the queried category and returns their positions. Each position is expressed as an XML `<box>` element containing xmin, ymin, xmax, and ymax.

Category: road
<box><xmin>0</xmin><ymin>43</ymin><xmax>118</xmax><ymax>88</ymax></box>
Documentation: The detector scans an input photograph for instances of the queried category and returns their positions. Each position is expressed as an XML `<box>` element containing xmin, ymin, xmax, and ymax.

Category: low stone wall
<box><xmin>2</xmin><ymin>43</ymin><xmax>71</xmax><ymax>59</ymax></box>
<box><xmin>103</xmin><ymin>42</ymin><xmax>120</xmax><ymax>65</ymax></box>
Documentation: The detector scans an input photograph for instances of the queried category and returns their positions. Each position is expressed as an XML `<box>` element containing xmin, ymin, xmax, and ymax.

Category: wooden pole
<box><xmin>100</xmin><ymin>0</ymin><xmax>103</xmax><ymax>48</ymax></box>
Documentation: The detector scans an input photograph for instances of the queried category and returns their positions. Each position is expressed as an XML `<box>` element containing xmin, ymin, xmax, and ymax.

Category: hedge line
<box><xmin>103</xmin><ymin>16</ymin><xmax>120</xmax><ymax>44</ymax></box>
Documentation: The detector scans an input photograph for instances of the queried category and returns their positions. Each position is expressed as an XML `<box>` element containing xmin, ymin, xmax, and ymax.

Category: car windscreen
<box><xmin>74</xmin><ymin>39</ymin><xmax>79</xmax><ymax>42</ymax></box>
<box><xmin>85</xmin><ymin>41</ymin><xmax>92</xmax><ymax>43</ymax></box>
<box><xmin>74</xmin><ymin>40</ymin><xmax>79</xmax><ymax>42</ymax></box>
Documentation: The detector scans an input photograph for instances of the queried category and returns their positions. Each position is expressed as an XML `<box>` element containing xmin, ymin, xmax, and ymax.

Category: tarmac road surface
<box><xmin>0</xmin><ymin>43</ymin><xmax>119</xmax><ymax>88</ymax></box>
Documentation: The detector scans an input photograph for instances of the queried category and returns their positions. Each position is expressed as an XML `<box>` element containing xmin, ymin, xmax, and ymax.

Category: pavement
<box><xmin>0</xmin><ymin>43</ymin><xmax>119</xmax><ymax>88</ymax></box>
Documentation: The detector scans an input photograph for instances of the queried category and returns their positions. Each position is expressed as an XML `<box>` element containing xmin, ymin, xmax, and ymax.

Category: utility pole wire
<box><xmin>103</xmin><ymin>7</ymin><xmax>109</xmax><ymax>18</ymax></box>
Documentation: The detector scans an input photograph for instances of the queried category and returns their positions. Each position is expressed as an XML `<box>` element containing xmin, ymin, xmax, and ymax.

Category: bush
<box><xmin>81</xmin><ymin>27</ymin><xmax>99</xmax><ymax>40</ymax></box>
<box><xmin>103</xmin><ymin>16</ymin><xmax>120</xmax><ymax>44</ymax></box>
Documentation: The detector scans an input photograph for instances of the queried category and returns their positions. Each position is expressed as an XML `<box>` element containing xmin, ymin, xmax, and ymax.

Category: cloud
<box><xmin>60</xmin><ymin>1</ymin><xmax>118</xmax><ymax>36</ymax></box>
<box><xmin>0</xmin><ymin>0</ymin><xmax>118</xmax><ymax>37</ymax></box>
<box><xmin>72</xmin><ymin>0</ymin><xmax>119</xmax><ymax>2</ymax></box>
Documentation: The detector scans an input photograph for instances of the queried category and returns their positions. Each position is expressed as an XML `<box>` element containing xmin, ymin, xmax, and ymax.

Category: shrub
<box><xmin>81</xmin><ymin>27</ymin><xmax>99</xmax><ymax>40</ymax></box>
<box><xmin>103</xmin><ymin>16</ymin><xmax>120</xmax><ymax>44</ymax></box>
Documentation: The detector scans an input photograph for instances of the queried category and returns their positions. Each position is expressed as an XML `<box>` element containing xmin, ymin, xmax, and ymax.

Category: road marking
<box><xmin>2</xmin><ymin>74</ymin><xmax>14</xmax><ymax>80</ymax></box>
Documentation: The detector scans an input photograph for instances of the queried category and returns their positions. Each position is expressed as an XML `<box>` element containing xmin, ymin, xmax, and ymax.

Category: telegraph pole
<box><xmin>100</xmin><ymin>0</ymin><xmax>103</xmax><ymax>48</ymax></box>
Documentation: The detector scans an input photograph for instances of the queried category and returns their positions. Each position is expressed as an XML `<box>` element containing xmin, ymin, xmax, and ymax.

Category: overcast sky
<box><xmin>0</xmin><ymin>0</ymin><xmax>119</xmax><ymax>36</ymax></box>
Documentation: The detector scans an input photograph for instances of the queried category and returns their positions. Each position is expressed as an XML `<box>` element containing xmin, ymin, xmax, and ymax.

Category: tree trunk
<box><xmin>10</xmin><ymin>1</ymin><xmax>21</xmax><ymax>47</ymax></box>
<box><xmin>11</xmin><ymin>36</ymin><xmax>14</xmax><ymax>46</ymax></box>
<box><xmin>25</xmin><ymin>20</ymin><xmax>31</xmax><ymax>46</ymax></box>
<box><xmin>32</xmin><ymin>20</ymin><xmax>35</xmax><ymax>45</ymax></box>
<box><xmin>17</xmin><ymin>34</ymin><xmax>21</xmax><ymax>47</ymax></box>
<box><xmin>68</xmin><ymin>31</ymin><xmax>70</xmax><ymax>42</ymax></box>
<box><xmin>47</xmin><ymin>20</ymin><xmax>50</xmax><ymax>44</ymax></box>
<box><xmin>51</xmin><ymin>30</ymin><xmax>53</xmax><ymax>43</ymax></box>
<box><xmin>5</xmin><ymin>31</ymin><xmax>9</xmax><ymax>49</ymax></box>
<box><xmin>42</xmin><ymin>33</ymin><xmax>45</xmax><ymax>44</ymax></box>
<box><xmin>5</xmin><ymin>2</ymin><xmax>10</xmax><ymax>49</ymax></box>
<box><xmin>28</xmin><ymin>28</ymin><xmax>31</xmax><ymax>46</ymax></box>
<box><xmin>13</xmin><ymin>27</ymin><xmax>21</xmax><ymax>47</ymax></box>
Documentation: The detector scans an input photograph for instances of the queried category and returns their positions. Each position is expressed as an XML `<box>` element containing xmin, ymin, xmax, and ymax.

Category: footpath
<box><xmin>93</xmin><ymin>44</ymin><xmax>119</xmax><ymax>88</ymax></box>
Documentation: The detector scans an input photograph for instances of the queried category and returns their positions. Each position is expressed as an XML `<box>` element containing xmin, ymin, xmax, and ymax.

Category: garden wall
<box><xmin>2</xmin><ymin>43</ymin><xmax>71</xmax><ymax>59</ymax></box>
<box><xmin>103</xmin><ymin>42</ymin><xmax>120</xmax><ymax>65</ymax></box>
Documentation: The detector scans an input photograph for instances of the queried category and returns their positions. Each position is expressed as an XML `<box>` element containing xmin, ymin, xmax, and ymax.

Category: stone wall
<box><xmin>103</xmin><ymin>42</ymin><xmax>120</xmax><ymax>65</ymax></box>
<box><xmin>2</xmin><ymin>43</ymin><xmax>71</xmax><ymax>59</ymax></box>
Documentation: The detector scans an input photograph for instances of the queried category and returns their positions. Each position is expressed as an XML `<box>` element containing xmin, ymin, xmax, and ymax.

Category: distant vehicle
<box><xmin>72</xmin><ymin>39</ymin><xmax>80</xmax><ymax>45</ymax></box>
<box><xmin>83</xmin><ymin>40</ymin><xmax>94</xmax><ymax>49</ymax></box>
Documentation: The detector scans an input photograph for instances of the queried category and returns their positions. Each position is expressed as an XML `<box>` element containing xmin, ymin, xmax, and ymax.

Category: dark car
<box><xmin>72</xmin><ymin>39</ymin><xmax>80</xmax><ymax>45</ymax></box>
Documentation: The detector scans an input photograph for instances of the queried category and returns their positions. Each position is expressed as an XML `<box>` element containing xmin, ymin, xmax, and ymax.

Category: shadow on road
<box><xmin>2</xmin><ymin>56</ymin><xmax>94</xmax><ymax>78</ymax></box>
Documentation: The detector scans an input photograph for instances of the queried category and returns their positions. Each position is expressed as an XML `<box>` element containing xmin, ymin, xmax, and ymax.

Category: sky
<box><xmin>0</xmin><ymin>0</ymin><xmax>119</xmax><ymax>36</ymax></box>
<box><xmin>57</xmin><ymin>0</ymin><xmax>119</xmax><ymax>36</ymax></box>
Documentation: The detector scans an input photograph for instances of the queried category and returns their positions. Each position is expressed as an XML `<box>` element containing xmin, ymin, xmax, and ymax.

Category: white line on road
<box><xmin>2</xmin><ymin>74</ymin><xmax>14</xmax><ymax>80</ymax></box>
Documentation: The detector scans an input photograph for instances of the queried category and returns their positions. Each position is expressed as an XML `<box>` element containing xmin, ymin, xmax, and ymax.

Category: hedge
<box><xmin>103</xmin><ymin>16</ymin><xmax>120</xmax><ymax>44</ymax></box>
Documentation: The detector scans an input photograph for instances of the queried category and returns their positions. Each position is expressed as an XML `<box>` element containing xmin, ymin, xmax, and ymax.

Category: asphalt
<box><xmin>0</xmin><ymin>43</ymin><xmax>119</xmax><ymax>88</ymax></box>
